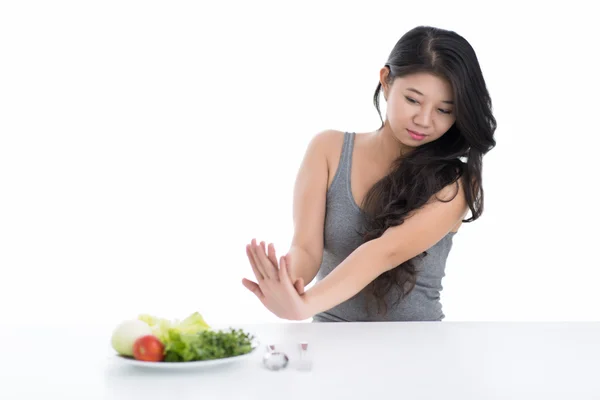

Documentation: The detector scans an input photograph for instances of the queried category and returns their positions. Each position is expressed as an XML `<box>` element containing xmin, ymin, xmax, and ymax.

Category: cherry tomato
<box><xmin>132</xmin><ymin>335</ymin><xmax>165</xmax><ymax>362</ymax></box>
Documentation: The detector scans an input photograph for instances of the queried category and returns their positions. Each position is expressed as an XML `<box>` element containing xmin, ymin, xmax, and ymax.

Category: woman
<box><xmin>242</xmin><ymin>25</ymin><xmax>497</xmax><ymax>322</ymax></box>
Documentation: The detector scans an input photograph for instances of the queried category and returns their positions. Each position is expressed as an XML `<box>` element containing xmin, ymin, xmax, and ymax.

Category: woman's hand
<box><xmin>244</xmin><ymin>241</ymin><xmax>305</xmax><ymax>294</ymax></box>
<box><xmin>242</xmin><ymin>239</ymin><xmax>311</xmax><ymax>320</ymax></box>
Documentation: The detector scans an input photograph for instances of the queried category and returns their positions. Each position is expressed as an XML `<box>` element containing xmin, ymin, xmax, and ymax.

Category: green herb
<box><xmin>163</xmin><ymin>328</ymin><xmax>255</xmax><ymax>362</ymax></box>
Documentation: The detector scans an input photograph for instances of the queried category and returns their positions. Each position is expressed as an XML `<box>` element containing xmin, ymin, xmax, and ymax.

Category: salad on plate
<box><xmin>110</xmin><ymin>312</ymin><xmax>257</xmax><ymax>365</ymax></box>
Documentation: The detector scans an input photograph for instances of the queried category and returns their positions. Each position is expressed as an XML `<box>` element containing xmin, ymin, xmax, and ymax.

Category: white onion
<box><xmin>111</xmin><ymin>319</ymin><xmax>153</xmax><ymax>356</ymax></box>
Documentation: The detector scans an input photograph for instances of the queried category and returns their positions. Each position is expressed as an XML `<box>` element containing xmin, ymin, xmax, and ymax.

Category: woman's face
<box><xmin>381</xmin><ymin>70</ymin><xmax>456</xmax><ymax>148</ymax></box>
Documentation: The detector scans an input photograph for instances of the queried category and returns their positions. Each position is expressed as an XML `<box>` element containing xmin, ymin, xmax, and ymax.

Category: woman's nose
<box><xmin>413</xmin><ymin>108</ymin><xmax>433</xmax><ymax>128</ymax></box>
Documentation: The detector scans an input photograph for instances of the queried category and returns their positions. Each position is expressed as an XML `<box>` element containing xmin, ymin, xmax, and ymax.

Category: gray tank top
<box><xmin>312</xmin><ymin>132</ymin><xmax>456</xmax><ymax>322</ymax></box>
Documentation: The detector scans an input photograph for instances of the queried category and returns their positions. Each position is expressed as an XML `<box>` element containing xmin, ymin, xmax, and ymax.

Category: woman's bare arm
<box><xmin>285</xmin><ymin>130</ymin><xmax>339</xmax><ymax>288</ymax></box>
<box><xmin>302</xmin><ymin>179</ymin><xmax>469</xmax><ymax>316</ymax></box>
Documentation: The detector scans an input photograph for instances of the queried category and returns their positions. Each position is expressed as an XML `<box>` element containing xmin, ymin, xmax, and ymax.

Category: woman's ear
<box><xmin>379</xmin><ymin>66</ymin><xmax>390</xmax><ymax>101</ymax></box>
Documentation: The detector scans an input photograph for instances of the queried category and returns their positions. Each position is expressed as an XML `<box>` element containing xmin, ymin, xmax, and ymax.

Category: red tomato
<box><xmin>133</xmin><ymin>335</ymin><xmax>165</xmax><ymax>362</ymax></box>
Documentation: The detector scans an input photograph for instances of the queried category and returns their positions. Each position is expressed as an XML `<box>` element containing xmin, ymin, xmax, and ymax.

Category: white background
<box><xmin>1</xmin><ymin>1</ymin><xmax>598</xmax><ymax>330</ymax></box>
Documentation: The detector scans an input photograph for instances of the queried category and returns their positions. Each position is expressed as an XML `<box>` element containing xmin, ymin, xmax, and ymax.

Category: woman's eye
<box><xmin>405</xmin><ymin>96</ymin><xmax>452</xmax><ymax>114</ymax></box>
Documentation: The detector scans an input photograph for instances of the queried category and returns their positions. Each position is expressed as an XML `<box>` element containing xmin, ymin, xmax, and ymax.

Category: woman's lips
<box><xmin>407</xmin><ymin>129</ymin><xmax>427</xmax><ymax>141</ymax></box>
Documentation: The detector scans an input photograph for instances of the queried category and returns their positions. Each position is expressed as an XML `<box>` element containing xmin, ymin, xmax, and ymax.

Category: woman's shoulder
<box><xmin>309</xmin><ymin>129</ymin><xmax>371</xmax><ymax>155</ymax></box>
<box><xmin>309</xmin><ymin>129</ymin><xmax>345</xmax><ymax>146</ymax></box>
<box><xmin>304</xmin><ymin>129</ymin><xmax>347</xmax><ymax>159</ymax></box>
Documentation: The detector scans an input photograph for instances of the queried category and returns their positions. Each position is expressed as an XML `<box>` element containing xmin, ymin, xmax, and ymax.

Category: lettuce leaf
<box><xmin>138</xmin><ymin>312</ymin><xmax>210</xmax><ymax>344</ymax></box>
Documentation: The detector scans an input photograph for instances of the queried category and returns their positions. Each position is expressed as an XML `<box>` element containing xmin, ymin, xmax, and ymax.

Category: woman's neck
<box><xmin>368</xmin><ymin>123</ymin><xmax>414</xmax><ymax>163</ymax></box>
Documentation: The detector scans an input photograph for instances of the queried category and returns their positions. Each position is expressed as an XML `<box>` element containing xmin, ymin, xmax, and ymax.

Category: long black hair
<box><xmin>360</xmin><ymin>26</ymin><xmax>497</xmax><ymax>315</ymax></box>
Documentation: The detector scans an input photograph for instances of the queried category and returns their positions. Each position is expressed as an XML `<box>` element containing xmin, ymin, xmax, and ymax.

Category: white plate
<box><xmin>114</xmin><ymin>346</ymin><xmax>259</xmax><ymax>369</ymax></box>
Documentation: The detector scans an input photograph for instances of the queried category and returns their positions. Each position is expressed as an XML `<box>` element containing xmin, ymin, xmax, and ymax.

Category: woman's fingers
<box><xmin>242</xmin><ymin>278</ymin><xmax>264</xmax><ymax>300</ymax></box>
<box><xmin>278</xmin><ymin>256</ymin><xmax>295</xmax><ymax>289</ymax></box>
<box><xmin>247</xmin><ymin>239</ymin><xmax>284</xmax><ymax>283</ymax></box>
<box><xmin>250</xmin><ymin>238</ymin><xmax>272</xmax><ymax>279</ymax></box>
<box><xmin>267</xmin><ymin>243</ymin><xmax>278</xmax><ymax>268</ymax></box>
<box><xmin>254</xmin><ymin>241</ymin><xmax>279</xmax><ymax>281</ymax></box>
<box><xmin>246</xmin><ymin>242</ymin><xmax>264</xmax><ymax>281</ymax></box>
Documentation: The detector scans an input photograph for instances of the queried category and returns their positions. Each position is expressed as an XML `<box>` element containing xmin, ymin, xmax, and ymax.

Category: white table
<box><xmin>3</xmin><ymin>321</ymin><xmax>600</xmax><ymax>399</ymax></box>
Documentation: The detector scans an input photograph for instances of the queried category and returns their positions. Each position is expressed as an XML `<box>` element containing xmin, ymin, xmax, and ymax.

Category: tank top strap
<box><xmin>338</xmin><ymin>131</ymin><xmax>355</xmax><ymax>181</ymax></box>
<box><xmin>328</xmin><ymin>131</ymin><xmax>359</xmax><ymax>210</ymax></box>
